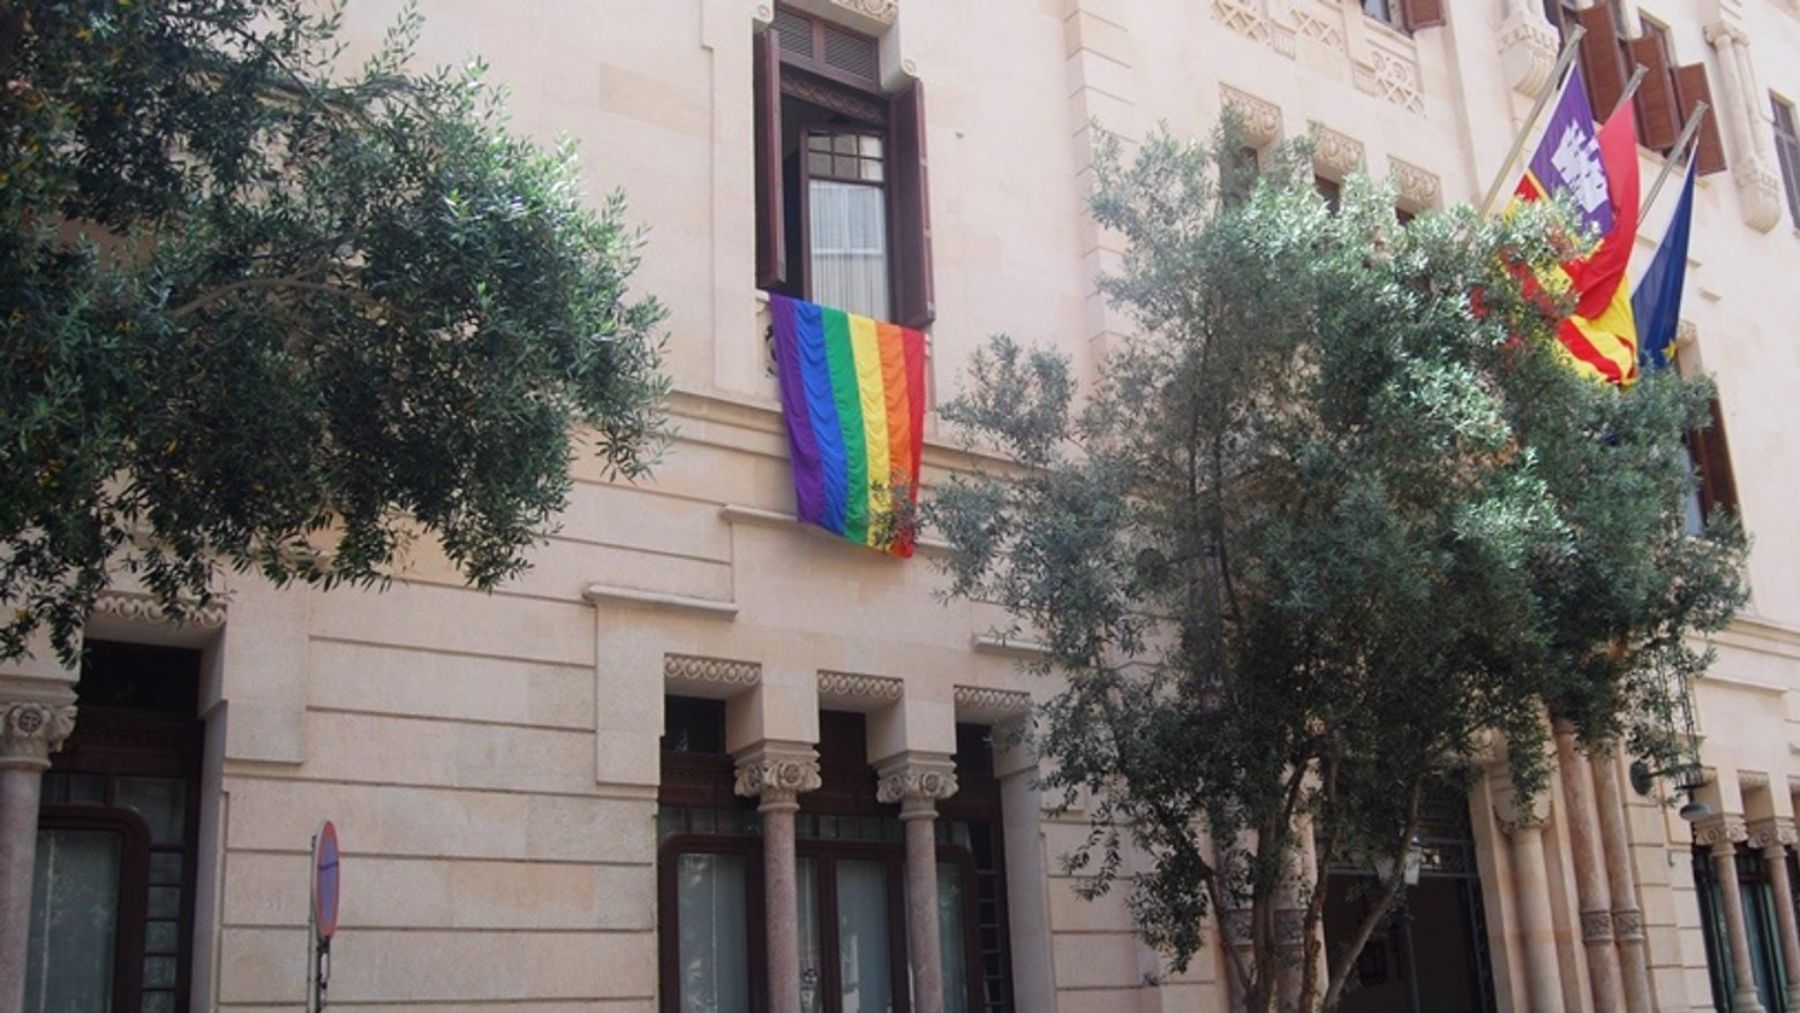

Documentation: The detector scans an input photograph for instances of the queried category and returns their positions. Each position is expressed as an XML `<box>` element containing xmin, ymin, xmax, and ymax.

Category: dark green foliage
<box><xmin>2</xmin><ymin>1</ymin><xmax>667</xmax><ymax>661</ymax></box>
<box><xmin>931</xmin><ymin>123</ymin><xmax>1745</xmax><ymax>1011</ymax></box>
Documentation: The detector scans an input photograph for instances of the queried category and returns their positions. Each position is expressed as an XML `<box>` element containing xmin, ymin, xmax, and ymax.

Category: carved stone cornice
<box><xmin>1748</xmin><ymin>817</ymin><xmax>1799</xmax><ymax>853</ymax></box>
<box><xmin>1389</xmin><ymin>158</ymin><xmax>1441</xmax><ymax>212</ymax></box>
<box><xmin>1221</xmin><ymin>84</ymin><xmax>1283</xmax><ymax>149</ymax></box>
<box><xmin>1694</xmin><ymin>814</ymin><xmax>1749</xmax><ymax>852</ymax></box>
<box><xmin>734</xmin><ymin>744</ymin><xmax>822</xmax><ymax>811</ymax></box>
<box><xmin>876</xmin><ymin>753</ymin><xmax>958</xmax><ymax>818</ymax></box>
<box><xmin>817</xmin><ymin>671</ymin><xmax>903</xmax><ymax>704</ymax></box>
<box><xmin>92</xmin><ymin>590</ymin><xmax>227</xmax><ymax>629</ymax></box>
<box><xmin>664</xmin><ymin>654</ymin><xmax>761</xmax><ymax>689</ymax></box>
<box><xmin>1309</xmin><ymin>122</ymin><xmax>1364</xmax><ymax>182</ymax></box>
<box><xmin>953</xmin><ymin>685</ymin><xmax>1032</xmax><ymax>720</ymax></box>
<box><xmin>0</xmin><ymin>701</ymin><xmax>77</xmax><ymax>770</ymax></box>
<box><xmin>1735</xmin><ymin>157</ymin><xmax>1785</xmax><ymax>233</ymax></box>
<box><xmin>1498</xmin><ymin>3</ymin><xmax>1561</xmax><ymax>96</ymax></box>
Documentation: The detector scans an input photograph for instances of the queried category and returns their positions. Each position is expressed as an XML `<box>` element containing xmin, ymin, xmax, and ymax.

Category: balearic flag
<box><xmin>1511</xmin><ymin>71</ymin><xmax>1642</xmax><ymax>385</ymax></box>
<box><xmin>769</xmin><ymin>293</ymin><xmax>926</xmax><ymax>556</ymax></box>
<box><xmin>1631</xmin><ymin>157</ymin><xmax>1697</xmax><ymax>371</ymax></box>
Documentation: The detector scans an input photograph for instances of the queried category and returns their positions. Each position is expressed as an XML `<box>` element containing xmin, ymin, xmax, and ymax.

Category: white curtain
<box><xmin>799</xmin><ymin>858</ymin><xmax>824</xmax><ymax>1013</ymax></box>
<box><xmin>25</xmin><ymin>829</ymin><xmax>121</xmax><ymax>1013</ymax></box>
<box><xmin>937</xmin><ymin>862</ymin><xmax>970</xmax><ymax>1013</ymax></box>
<box><xmin>677</xmin><ymin>853</ymin><xmax>750</xmax><ymax>1013</ymax></box>
<box><xmin>837</xmin><ymin>859</ymin><xmax>895</xmax><ymax>1012</ymax></box>
<box><xmin>810</xmin><ymin>180</ymin><xmax>890</xmax><ymax>321</ymax></box>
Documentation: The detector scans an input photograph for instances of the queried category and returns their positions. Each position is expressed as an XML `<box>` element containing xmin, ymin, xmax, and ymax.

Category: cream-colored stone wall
<box><xmin>4</xmin><ymin>0</ymin><xmax>1800</xmax><ymax>1010</ymax></box>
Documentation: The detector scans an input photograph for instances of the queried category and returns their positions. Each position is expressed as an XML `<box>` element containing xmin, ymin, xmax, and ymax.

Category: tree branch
<box><xmin>1321</xmin><ymin>777</ymin><xmax>1424</xmax><ymax>1011</ymax></box>
<box><xmin>166</xmin><ymin>273</ymin><xmax>371</xmax><ymax>321</ymax></box>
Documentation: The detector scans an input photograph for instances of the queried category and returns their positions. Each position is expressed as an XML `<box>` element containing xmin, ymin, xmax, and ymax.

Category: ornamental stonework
<box><xmin>734</xmin><ymin>749</ymin><xmax>822</xmax><ymax>806</ymax></box>
<box><xmin>876</xmin><ymin>756</ymin><xmax>958</xmax><ymax>810</ymax></box>
<box><xmin>1580</xmin><ymin>910</ymin><xmax>1615</xmax><ymax>942</ymax></box>
<box><xmin>1220</xmin><ymin>84</ymin><xmax>1283</xmax><ymax>149</ymax></box>
<box><xmin>1694</xmin><ymin>814</ymin><xmax>1749</xmax><ymax>850</ymax></box>
<box><xmin>1612</xmin><ymin>909</ymin><xmax>1646</xmax><ymax>942</ymax></box>
<box><xmin>92</xmin><ymin>590</ymin><xmax>227</xmax><ymax>629</ymax></box>
<box><xmin>663</xmin><ymin>654</ymin><xmax>761</xmax><ymax>688</ymax></box>
<box><xmin>1309</xmin><ymin>122</ymin><xmax>1364</xmax><ymax>182</ymax></box>
<box><xmin>1389</xmin><ymin>158</ymin><xmax>1441</xmax><ymax>211</ymax></box>
<box><xmin>1748</xmin><ymin>818</ymin><xmax>1798</xmax><ymax>852</ymax></box>
<box><xmin>817</xmin><ymin>671</ymin><xmax>903</xmax><ymax>703</ymax></box>
<box><xmin>0</xmin><ymin>701</ymin><xmax>78</xmax><ymax>767</ymax></box>
<box><xmin>953</xmin><ymin>685</ymin><xmax>1032</xmax><ymax>717</ymax></box>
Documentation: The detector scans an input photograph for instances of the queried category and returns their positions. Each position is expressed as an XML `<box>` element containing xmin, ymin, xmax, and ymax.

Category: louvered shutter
<box><xmin>891</xmin><ymin>81</ymin><xmax>934</xmax><ymax>329</ymax></box>
<box><xmin>1673</xmin><ymin>64</ymin><xmax>1728</xmax><ymax>176</ymax></box>
<box><xmin>753</xmin><ymin>29</ymin><xmax>786</xmax><ymax>288</ymax></box>
<box><xmin>1695</xmin><ymin>398</ymin><xmax>1739</xmax><ymax>522</ymax></box>
<box><xmin>1403</xmin><ymin>0</ymin><xmax>1445</xmax><ymax>30</ymax></box>
<box><xmin>1574</xmin><ymin>6</ymin><xmax>1629</xmax><ymax>121</ymax></box>
<box><xmin>1631</xmin><ymin>38</ymin><xmax>1680</xmax><ymax>150</ymax></box>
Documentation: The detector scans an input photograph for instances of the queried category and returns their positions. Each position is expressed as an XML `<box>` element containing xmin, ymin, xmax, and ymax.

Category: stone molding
<box><xmin>1220</xmin><ymin>84</ymin><xmax>1283</xmax><ymax>149</ymax></box>
<box><xmin>1389</xmin><ymin>158</ymin><xmax>1441</xmax><ymax>211</ymax></box>
<box><xmin>0</xmin><ymin>701</ymin><xmax>77</xmax><ymax>770</ymax></box>
<box><xmin>1581</xmin><ymin>911</ymin><xmax>1618</xmax><ymax>946</ymax></box>
<box><xmin>1353</xmin><ymin>45</ymin><xmax>1423</xmax><ymax>114</ymax></box>
<box><xmin>953</xmin><ymin>685</ymin><xmax>1032</xmax><ymax>718</ymax></box>
<box><xmin>818</xmin><ymin>671</ymin><xmax>903</xmax><ymax>703</ymax></box>
<box><xmin>1739</xmin><ymin>769</ymin><xmax>1772</xmax><ymax>792</ymax></box>
<box><xmin>876</xmin><ymin>753</ymin><xmax>958</xmax><ymax>818</ymax></box>
<box><xmin>1213</xmin><ymin>0</ymin><xmax>1271</xmax><ymax>46</ymax></box>
<box><xmin>1734</xmin><ymin>158</ymin><xmax>1785</xmax><ymax>233</ymax></box>
<box><xmin>664</xmin><ymin>653</ymin><xmax>761</xmax><ymax>689</ymax></box>
<box><xmin>1694</xmin><ymin>814</ymin><xmax>1750</xmax><ymax>851</ymax></box>
<box><xmin>734</xmin><ymin>744</ymin><xmax>822</xmax><ymax>810</ymax></box>
<box><xmin>1612</xmin><ymin>908</ymin><xmax>1646</xmax><ymax>942</ymax></box>
<box><xmin>92</xmin><ymin>590</ymin><xmax>227</xmax><ymax>629</ymax></box>
<box><xmin>825</xmin><ymin>0</ymin><xmax>895</xmax><ymax>27</ymax></box>
<box><xmin>1309</xmin><ymin>122</ymin><xmax>1364</xmax><ymax>181</ymax></box>
<box><xmin>1748</xmin><ymin>817</ymin><xmax>1799</xmax><ymax>852</ymax></box>
<box><xmin>1498</xmin><ymin>1</ymin><xmax>1560</xmax><ymax>96</ymax></box>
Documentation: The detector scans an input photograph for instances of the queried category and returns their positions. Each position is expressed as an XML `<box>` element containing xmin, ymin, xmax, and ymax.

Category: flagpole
<box><xmin>1479</xmin><ymin>25</ymin><xmax>1586</xmax><ymax>218</ymax></box>
<box><xmin>1612</xmin><ymin>65</ymin><xmax>1648</xmax><ymax>119</ymax></box>
<box><xmin>1640</xmin><ymin>103</ymin><xmax>1709</xmax><ymax>222</ymax></box>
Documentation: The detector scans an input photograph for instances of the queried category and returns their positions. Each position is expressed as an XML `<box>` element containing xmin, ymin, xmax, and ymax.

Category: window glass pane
<box><xmin>149</xmin><ymin>851</ymin><xmax>184</xmax><ymax>885</ymax></box>
<box><xmin>860</xmin><ymin>135</ymin><xmax>883</xmax><ymax>158</ymax></box>
<box><xmin>809</xmin><ymin>180</ymin><xmax>890</xmax><ymax>320</ymax></box>
<box><xmin>799</xmin><ymin>857</ymin><xmax>825</xmax><ymax>1013</ymax></box>
<box><xmin>810</xmin><ymin>151</ymin><xmax>833</xmax><ymax>176</ymax></box>
<box><xmin>146</xmin><ymin>919</ymin><xmax>179</xmax><ymax>954</ymax></box>
<box><xmin>939</xmin><ymin>862</ymin><xmax>969</xmax><ymax>1013</ymax></box>
<box><xmin>834</xmin><ymin>134</ymin><xmax>857</xmax><ymax>154</ymax></box>
<box><xmin>835</xmin><ymin>155</ymin><xmax>861</xmax><ymax>178</ymax></box>
<box><xmin>144</xmin><ymin>954</ymin><xmax>178</xmax><ymax>988</ymax></box>
<box><xmin>25</xmin><ymin>829</ymin><xmax>121</xmax><ymax>1012</ymax></box>
<box><xmin>148</xmin><ymin>885</ymin><xmax>182</xmax><ymax>918</ymax></box>
<box><xmin>143</xmin><ymin>991</ymin><xmax>176</xmax><ymax>1013</ymax></box>
<box><xmin>810</xmin><ymin>134</ymin><xmax>833</xmax><ymax>152</ymax></box>
<box><xmin>837</xmin><ymin>859</ymin><xmax>894</xmax><ymax>1012</ymax></box>
<box><xmin>863</xmin><ymin>160</ymin><xmax>884</xmax><ymax>183</ymax></box>
<box><xmin>676</xmin><ymin>852</ymin><xmax>750</xmax><ymax>1013</ymax></box>
<box><xmin>116</xmin><ymin>777</ymin><xmax>187</xmax><ymax>845</ymax></box>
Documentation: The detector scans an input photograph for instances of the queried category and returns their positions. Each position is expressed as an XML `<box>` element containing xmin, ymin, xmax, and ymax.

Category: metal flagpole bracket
<box><xmin>1479</xmin><ymin>25</ymin><xmax>1586</xmax><ymax>218</ymax></box>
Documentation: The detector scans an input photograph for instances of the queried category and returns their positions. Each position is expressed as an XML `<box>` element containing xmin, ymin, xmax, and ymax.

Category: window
<box><xmin>1774</xmin><ymin>96</ymin><xmax>1800</xmax><ymax>227</ymax></box>
<box><xmin>1315</xmin><ymin>175</ymin><xmax>1343</xmax><ymax>214</ymax></box>
<box><xmin>1632</xmin><ymin>20</ymin><xmax>1682</xmax><ymax>151</ymax></box>
<box><xmin>1684</xmin><ymin>397</ymin><xmax>1738</xmax><ymax>534</ymax></box>
<box><xmin>755</xmin><ymin>8</ymin><xmax>934</xmax><ymax>327</ymax></box>
<box><xmin>1361</xmin><ymin>0</ymin><xmax>1445</xmax><ymax>31</ymax></box>
<box><xmin>1694</xmin><ymin>847</ymin><xmax>1789</xmax><ymax>1012</ymax></box>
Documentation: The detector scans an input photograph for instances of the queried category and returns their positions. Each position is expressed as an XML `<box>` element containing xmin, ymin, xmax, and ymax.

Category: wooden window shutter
<box><xmin>1574</xmin><ymin>6</ymin><xmax>1628</xmax><ymax>121</ymax></box>
<box><xmin>891</xmin><ymin>80</ymin><xmax>935</xmax><ymax>328</ymax></box>
<box><xmin>753</xmin><ymin>28</ymin><xmax>786</xmax><ymax>288</ymax></box>
<box><xmin>1673</xmin><ymin>64</ymin><xmax>1728</xmax><ymax>176</ymax></box>
<box><xmin>1687</xmin><ymin>397</ymin><xmax>1739</xmax><ymax>523</ymax></box>
<box><xmin>1403</xmin><ymin>0</ymin><xmax>1446</xmax><ymax>30</ymax></box>
<box><xmin>1631</xmin><ymin>37</ymin><xmax>1680</xmax><ymax>150</ymax></box>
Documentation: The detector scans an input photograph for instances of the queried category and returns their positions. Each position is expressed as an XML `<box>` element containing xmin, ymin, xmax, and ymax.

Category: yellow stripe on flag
<box><xmin>848</xmin><ymin>314</ymin><xmax>891</xmax><ymax>543</ymax></box>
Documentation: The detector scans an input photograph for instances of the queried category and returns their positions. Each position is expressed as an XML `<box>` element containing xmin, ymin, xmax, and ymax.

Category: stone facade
<box><xmin>3</xmin><ymin>0</ymin><xmax>1800</xmax><ymax>1010</ymax></box>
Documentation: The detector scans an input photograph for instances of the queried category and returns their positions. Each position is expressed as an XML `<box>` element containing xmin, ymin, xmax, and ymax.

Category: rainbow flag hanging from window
<box><xmin>769</xmin><ymin>294</ymin><xmax>926</xmax><ymax>557</ymax></box>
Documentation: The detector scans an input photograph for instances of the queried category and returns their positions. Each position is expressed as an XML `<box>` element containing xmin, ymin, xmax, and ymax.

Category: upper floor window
<box><xmin>754</xmin><ymin>7</ymin><xmax>934</xmax><ymax>327</ymax></box>
<box><xmin>1361</xmin><ymin>0</ymin><xmax>1445</xmax><ymax>32</ymax></box>
<box><xmin>1684</xmin><ymin>396</ymin><xmax>1738</xmax><ymax>535</ymax></box>
<box><xmin>1772</xmin><ymin>95</ymin><xmax>1800</xmax><ymax>227</ymax></box>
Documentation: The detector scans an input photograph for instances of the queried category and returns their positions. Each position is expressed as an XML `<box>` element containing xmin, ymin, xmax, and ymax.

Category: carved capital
<box><xmin>0</xmin><ymin>701</ymin><xmax>77</xmax><ymax>770</ymax></box>
<box><xmin>1580</xmin><ymin>910</ymin><xmax>1616</xmax><ymax>942</ymax></box>
<box><xmin>1703</xmin><ymin>21</ymin><xmax>1748</xmax><ymax>49</ymax></box>
<box><xmin>1748</xmin><ymin>818</ymin><xmax>1799</xmax><ymax>853</ymax></box>
<box><xmin>1493</xmin><ymin>787</ymin><xmax>1551</xmax><ymax>836</ymax></box>
<box><xmin>1498</xmin><ymin>7</ymin><xmax>1561</xmax><ymax>97</ymax></box>
<box><xmin>734</xmin><ymin>745</ymin><xmax>822</xmax><ymax>811</ymax></box>
<box><xmin>1612</xmin><ymin>908</ymin><xmax>1646</xmax><ymax>942</ymax></box>
<box><xmin>1735</xmin><ymin>157</ymin><xmax>1786</xmax><ymax>233</ymax></box>
<box><xmin>1694</xmin><ymin>814</ymin><xmax>1749</xmax><ymax>852</ymax></box>
<box><xmin>876</xmin><ymin>753</ymin><xmax>958</xmax><ymax>818</ymax></box>
<box><xmin>1221</xmin><ymin>84</ymin><xmax>1283</xmax><ymax>149</ymax></box>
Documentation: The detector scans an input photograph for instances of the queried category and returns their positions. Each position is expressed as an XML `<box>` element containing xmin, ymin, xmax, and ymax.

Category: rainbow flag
<box><xmin>1511</xmin><ymin>71</ymin><xmax>1641</xmax><ymax>385</ymax></box>
<box><xmin>769</xmin><ymin>294</ymin><xmax>926</xmax><ymax>556</ymax></box>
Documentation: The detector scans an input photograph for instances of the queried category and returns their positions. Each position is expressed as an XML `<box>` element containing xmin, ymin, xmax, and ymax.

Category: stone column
<box><xmin>1552</xmin><ymin>724</ymin><xmax>1625</xmax><ymax>1010</ymax></box>
<box><xmin>1749</xmin><ymin>818</ymin><xmax>1800</xmax><ymax>1009</ymax></box>
<box><xmin>735</xmin><ymin>743</ymin><xmax>822</xmax><ymax>1013</ymax></box>
<box><xmin>1697</xmin><ymin>816</ymin><xmax>1767</xmax><ymax>1013</ymax></box>
<box><xmin>1588</xmin><ymin>745</ymin><xmax>1653</xmax><ymax>1013</ymax></box>
<box><xmin>877</xmin><ymin>753</ymin><xmax>959</xmax><ymax>1013</ymax></box>
<box><xmin>0</xmin><ymin>700</ymin><xmax>76</xmax><ymax>1013</ymax></box>
<box><xmin>1495</xmin><ymin>790</ymin><xmax>1566</xmax><ymax>1013</ymax></box>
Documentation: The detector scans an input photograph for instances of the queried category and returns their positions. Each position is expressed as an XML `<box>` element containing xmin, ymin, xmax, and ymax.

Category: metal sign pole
<box><xmin>307</xmin><ymin>827</ymin><xmax>322</xmax><ymax>1013</ymax></box>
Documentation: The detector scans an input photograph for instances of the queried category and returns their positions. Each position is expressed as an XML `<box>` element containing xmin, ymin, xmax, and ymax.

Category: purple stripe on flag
<box><xmin>770</xmin><ymin>295</ymin><xmax>826</xmax><ymax>525</ymax></box>
<box><xmin>1527</xmin><ymin>72</ymin><xmax>1614</xmax><ymax>236</ymax></box>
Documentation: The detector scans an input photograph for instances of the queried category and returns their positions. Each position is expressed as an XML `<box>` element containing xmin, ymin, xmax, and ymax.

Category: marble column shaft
<box><xmin>1496</xmin><ymin>798</ymin><xmax>1566</xmax><ymax>1013</ymax></box>
<box><xmin>878</xmin><ymin>754</ymin><xmax>959</xmax><ymax>1013</ymax></box>
<box><xmin>1750</xmin><ymin>820</ymin><xmax>1800</xmax><ymax>1009</ymax></box>
<box><xmin>0</xmin><ymin>701</ymin><xmax>76</xmax><ymax>1013</ymax></box>
<box><xmin>1553</xmin><ymin>726</ymin><xmax>1625</xmax><ymax>1011</ymax></box>
<box><xmin>1699</xmin><ymin>818</ymin><xmax>1767</xmax><ymax>1013</ymax></box>
<box><xmin>1588</xmin><ymin>746</ymin><xmax>1653</xmax><ymax>1013</ymax></box>
<box><xmin>735</xmin><ymin>746</ymin><xmax>822</xmax><ymax>1013</ymax></box>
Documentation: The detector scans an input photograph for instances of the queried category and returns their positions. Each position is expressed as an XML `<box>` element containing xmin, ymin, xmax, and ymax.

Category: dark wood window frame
<box><xmin>1359</xmin><ymin>0</ymin><xmax>1445</xmax><ymax>32</ymax></box>
<box><xmin>31</xmin><ymin>805</ymin><xmax>152</xmax><ymax>1013</ymax></box>
<box><xmin>1686</xmin><ymin>396</ymin><xmax>1739</xmax><ymax>527</ymax></box>
<box><xmin>754</xmin><ymin>8</ymin><xmax>934</xmax><ymax>328</ymax></box>
<box><xmin>1773</xmin><ymin>94</ymin><xmax>1800</xmax><ymax>228</ymax></box>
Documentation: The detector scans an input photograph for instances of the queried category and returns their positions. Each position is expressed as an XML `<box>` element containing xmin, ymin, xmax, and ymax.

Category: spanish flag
<box><xmin>1512</xmin><ymin>72</ymin><xmax>1641</xmax><ymax>385</ymax></box>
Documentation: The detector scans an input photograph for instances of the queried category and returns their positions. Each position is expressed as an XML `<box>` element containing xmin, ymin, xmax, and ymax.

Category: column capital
<box><xmin>733</xmin><ymin>743</ymin><xmax>821</xmax><ymax>813</ymax></box>
<box><xmin>876</xmin><ymin>752</ymin><xmax>958</xmax><ymax>820</ymax></box>
<box><xmin>1494</xmin><ymin>789</ymin><xmax>1551</xmax><ymax>836</ymax></box>
<box><xmin>0</xmin><ymin>700</ymin><xmax>76</xmax><ymax>771</ymax></box>
<box><xmin>1749</xmin><ymin>818</ymin><xmax>1799</xmax><ymax>853</ymax></box>
<box><xmin>1695</xmin><ymin>814</ymin><xmax>1750</xmax><ymax>853</ymax></box>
